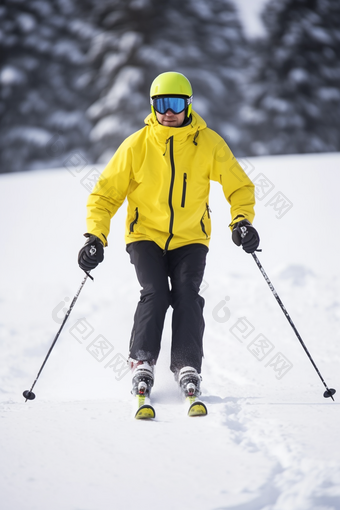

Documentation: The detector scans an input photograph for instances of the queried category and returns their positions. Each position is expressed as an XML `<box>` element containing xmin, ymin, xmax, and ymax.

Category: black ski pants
<box><xmin>126</xmin><ymin>241</ymin><xmax>208</xmax><ymax>374</ymax></box>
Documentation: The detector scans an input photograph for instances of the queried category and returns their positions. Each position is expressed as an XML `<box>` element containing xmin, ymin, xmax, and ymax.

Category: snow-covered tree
<box><xmin>85</xmin><ymin>0</ymin><xmax>249</xmax><ymax>163</ymax></box>
<box><xmin>0</xmin><ymin>0</ymin><xmax>101</xmax><ymax>172</ymax></box>
<box><xmin>0</xmin><ymin>0</ymin><xmax>249</xmax><ymax>173</ymax></box>
<box><xmin>241</xmin><ymin>0</ymin><xmax>340</xmax><ymax>155</ymax></box>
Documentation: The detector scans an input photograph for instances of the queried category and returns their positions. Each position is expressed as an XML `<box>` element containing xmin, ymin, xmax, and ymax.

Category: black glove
<box><xmin>232</xmin><ymin>220</ymin><xmax>260</xmax><ymax>253</ymax></box>
<box><xmin>78</xmin><ymin>234</ymin><xmax>104</xmax><ymax>271</ymax></box>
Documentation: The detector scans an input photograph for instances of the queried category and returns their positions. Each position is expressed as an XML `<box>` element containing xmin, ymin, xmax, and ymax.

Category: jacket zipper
<box><xmin>164</xmin><ymin>136</ymin><xmax>175</xmax><ymax>253</ymax></box>
<box><xmin>200</xmin><ymin>203</ymin><xmax>211</xmax><ymax>238</ymax></box>
<box><xmin>181</xmin><ymin>172</ymin><xmax>187</xmax><ymax>208</ymax></box>
<box><xmin>129</xmin><ymin>207</ymin><xmax>139</xmax><ymax>233</ymax></box>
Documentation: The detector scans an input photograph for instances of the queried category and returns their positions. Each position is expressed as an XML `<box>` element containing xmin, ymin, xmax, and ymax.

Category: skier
<box><xmin>78</xmin><ymin>71</ymin><xmax>259</xmax><ymax>412</ymax></box>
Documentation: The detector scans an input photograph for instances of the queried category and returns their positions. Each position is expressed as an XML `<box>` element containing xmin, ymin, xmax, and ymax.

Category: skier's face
<box><xmin>156</xmin><ymin>109</ymin><xmax>186</xmax><ymax>127</ymax></box>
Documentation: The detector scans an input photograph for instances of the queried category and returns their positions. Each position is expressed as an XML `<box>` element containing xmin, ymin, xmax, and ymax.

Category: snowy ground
<box><xmin>1</xmin><ymin>152</ymin><xmax>340</xmax><ymax>510</ymax></box>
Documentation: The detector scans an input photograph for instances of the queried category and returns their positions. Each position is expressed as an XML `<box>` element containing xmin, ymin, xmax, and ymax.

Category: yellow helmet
<box><xmin>150</xmin><ymin>72</ymin><xmax>193</xmax><ymax>118</ymax></box>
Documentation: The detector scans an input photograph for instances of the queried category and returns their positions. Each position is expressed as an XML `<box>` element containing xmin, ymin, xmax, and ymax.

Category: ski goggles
<box><xmin>151</xmin><ymin>95</ymin><xmax>193</xmax><ymax>114</ymax></box>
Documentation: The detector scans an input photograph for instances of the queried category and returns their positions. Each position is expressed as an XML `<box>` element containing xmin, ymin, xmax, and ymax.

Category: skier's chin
<box><xmin>162</xmin><ymin>120</ymin><xmax>178</xmax><ymax>126</ymax></box>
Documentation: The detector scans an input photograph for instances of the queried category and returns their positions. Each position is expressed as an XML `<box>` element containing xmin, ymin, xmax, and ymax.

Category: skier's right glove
<box><xmin>78</xmin><ymin>233</ymin><xmax>104</xmax><ymax>271</ymax></box>
<box><xmin>232</xmin><ymin>220</ymin><xmax>260</xmax><ymax>253</ymax></box>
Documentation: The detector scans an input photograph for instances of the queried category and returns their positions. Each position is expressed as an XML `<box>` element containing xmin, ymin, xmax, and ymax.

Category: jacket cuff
<box><xmin>84</xmin><ymin>232</ymin><xmax>108</xmax><ymax>247</ymax></box>
<box><xmin>228</xmin><ymin>214</ymin><xmax>246</xmax><ymax>230</ymax></box>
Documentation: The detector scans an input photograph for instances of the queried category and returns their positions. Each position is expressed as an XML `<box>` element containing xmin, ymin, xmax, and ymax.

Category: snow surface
<box><xmin>1</xmin><ymin>153</ymin><xmax>340</xmax><ymax>510</ymax></box>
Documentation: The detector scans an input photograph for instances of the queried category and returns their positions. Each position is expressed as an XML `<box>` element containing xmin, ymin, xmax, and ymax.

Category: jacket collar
<box><xmin>144</xmin><ymin>110</ymin><xmax>207</xmax><ymax>146</ymax></box>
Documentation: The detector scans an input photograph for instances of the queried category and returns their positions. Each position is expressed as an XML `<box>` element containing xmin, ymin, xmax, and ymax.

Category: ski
<box><xmin>186</xmin><ymin>395</ymin><xmax>208</xmax><ymax>417</ymax></box>
<box><xmin>177</xmin><ymin>367</ymin><xmax>208</xmax><ymax>417</ymax></box>
<box><xmin>132</xmin><ymin>365</ymin><xmax>207</xmax><ymax>419</ymax></box>
<box><xmin>135</xmin><ymin>404</ymin><xmax>155</xmax><ymax>419</ymax></box>
<box><xmin>135</xmin><ymin>393</ymin><xmax>156</xmax><ymax>420</ymax></box>
<box><xmin>133</xmin><ymin>373</ymin><xmax>156</xmax><ymax>420</ymax></box>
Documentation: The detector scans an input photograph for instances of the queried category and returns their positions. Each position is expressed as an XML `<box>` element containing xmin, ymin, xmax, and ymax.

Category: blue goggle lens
<box><xmin>152</xmin><ymin>96</ymin><xmax>188</xmax><ymax>114</ymax></box>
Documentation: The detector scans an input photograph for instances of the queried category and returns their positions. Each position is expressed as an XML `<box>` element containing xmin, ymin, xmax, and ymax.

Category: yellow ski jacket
<box><xmin>86</xmin><ymin>111</ymin><xmax>255</xmax><ymax>251</ymax></box>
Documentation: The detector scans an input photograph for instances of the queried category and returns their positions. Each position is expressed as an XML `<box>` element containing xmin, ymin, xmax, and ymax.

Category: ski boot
<box><xmin>131</xmin><ymin>361</ymin><xmax>154</xmax><ymax>398</ymax></box>
<box><xmin>131</xmin><ymin>361</ymin><xmax>155</xmax><ymax>419</ymax></box>
<box><xmin>176</xmin><ymin>366</ymin><xmax>207</xmax><ymax>416</ymax></box>
<box><xmin>176</xmin><ymin>366</ymin><xmax>202</xmax><ymax>398</ymax></box>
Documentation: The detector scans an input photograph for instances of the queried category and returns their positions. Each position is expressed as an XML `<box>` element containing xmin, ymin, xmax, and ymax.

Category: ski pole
<box><xmin>251</xmin><ymin>252</ymin><xmax>336</xmax><ymax>401</ymax></box>
<box><xmin>23</xmin><ymin>271</ymin><xmax>92</xmax><ymax>401</ymax></box>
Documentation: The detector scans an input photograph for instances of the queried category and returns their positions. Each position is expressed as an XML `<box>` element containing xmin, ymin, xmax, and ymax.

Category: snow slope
<box><xmin>1</xmin><ymin>153</ymin><xmax>340</xmax><ymax>510</ymax></box>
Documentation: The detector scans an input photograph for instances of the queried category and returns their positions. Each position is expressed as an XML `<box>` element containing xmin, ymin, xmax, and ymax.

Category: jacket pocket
<box><xmin>200</xmin><ymin>203</ymin><xmax>211</xmax><ymax>238</ymax></box>
<box><xmin>181</xmin><ymin>173</ymin><xmax>187</xmax><ymax>208</ymax></box>
<box><xmin>129</xmin><ymin>207</ymin><xmax>139</xmax><ymax>233</ymax></box>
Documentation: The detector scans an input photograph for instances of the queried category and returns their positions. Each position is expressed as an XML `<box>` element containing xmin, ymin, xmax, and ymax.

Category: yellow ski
<box><xmin>135</xmin><ymin>404</ymin><xmax>156</xmax><ymax>420</ymax></box>
<box><xmin>135</xmin><ymin>394</ymin><xmax>156</xmax><ymax>420</ymax></box>
<box><xmin>187</xmin><ymin>396</ymin><xmax>208</xmax><ymax>417</ymax></box>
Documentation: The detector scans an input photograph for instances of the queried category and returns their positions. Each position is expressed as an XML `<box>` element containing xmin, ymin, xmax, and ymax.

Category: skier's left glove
<box><xmin>232</xmin><ymin>220</ymin><xmax>260</xmax><ymax>253</ymax></box>
<box><xmin>78</xmin><ymin>233</ymin><xmax>104</xmax><ymax>271</ymax></box>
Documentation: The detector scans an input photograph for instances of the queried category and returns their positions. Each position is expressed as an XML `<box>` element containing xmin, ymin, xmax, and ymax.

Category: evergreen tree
<box><xmin>0</xmin><ymin>0</ymin><xmax>101</xmax><ymax>172</ymax></box>
<box><xmin>86</xmin><ymin>0</ymin><xmax>249</xmax><ymax>163</ymax></box>
<box><xmin>242</xmin><ymin>0</ymin><xmax>340</xmax><ymax>155</ymax></box>
<box><xmin>0</xmin><ymin>0</ymin><xmax>249</xmax><ymax>173</ymax></box>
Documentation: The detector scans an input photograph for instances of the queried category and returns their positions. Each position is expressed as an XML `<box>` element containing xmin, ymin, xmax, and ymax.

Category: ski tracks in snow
<box><xmin>212</xmin><ymin>397</ymin><xmax>340</xmax><ymax>510</ymax></box>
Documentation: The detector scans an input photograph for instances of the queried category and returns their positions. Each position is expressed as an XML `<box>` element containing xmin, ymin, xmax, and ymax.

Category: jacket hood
<box><xmin>144</xmin><ymin>110</ymin><xmax>207</xmax><ymax>146</ymax></box>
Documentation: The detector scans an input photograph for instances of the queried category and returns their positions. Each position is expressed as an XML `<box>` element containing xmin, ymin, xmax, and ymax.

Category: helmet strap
<box><xmin>181</xmin><ymin>113</ymin><xmax>192</xmax><ymax>126</ymax></box>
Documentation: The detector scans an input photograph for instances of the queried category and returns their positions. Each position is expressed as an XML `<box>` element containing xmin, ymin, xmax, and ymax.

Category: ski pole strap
<box><xmin>84</xmin><ymin>270</ymin><xmax>94</xmax><ymax>281</ymax></box>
